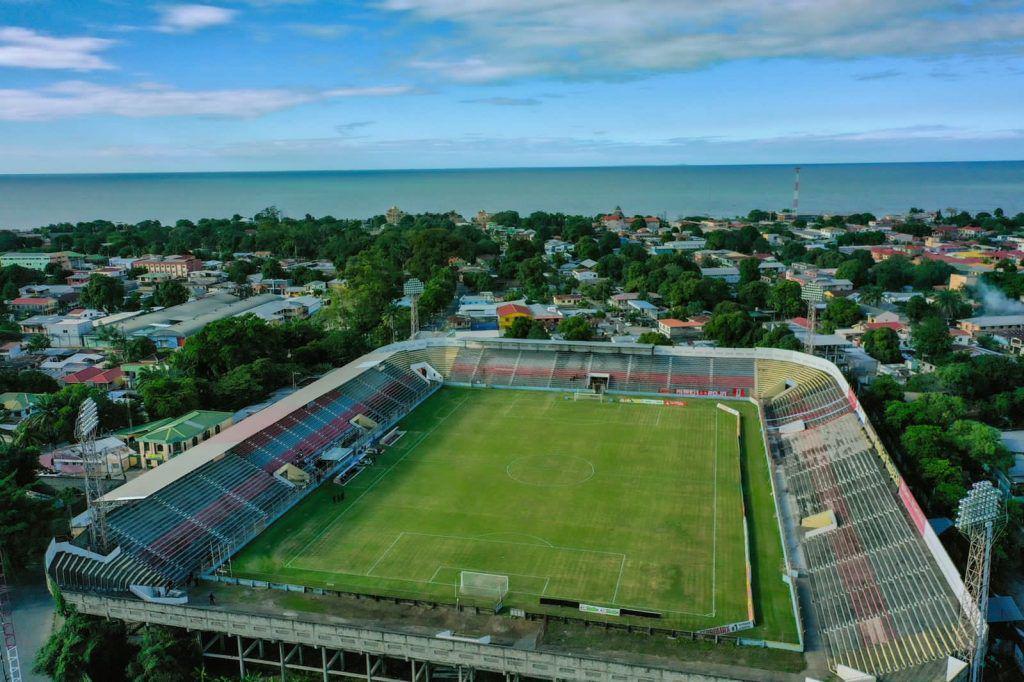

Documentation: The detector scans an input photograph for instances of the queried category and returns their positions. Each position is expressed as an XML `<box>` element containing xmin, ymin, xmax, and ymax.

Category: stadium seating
<box><xmin>774</xmin><ymin>413</ymin><xmax>969</xmax><ymax>674</ymax></box>
<box><xmin>104</xmin><ymin>453</ymin><xmax>293</xmax><ymax>582</ymax></box>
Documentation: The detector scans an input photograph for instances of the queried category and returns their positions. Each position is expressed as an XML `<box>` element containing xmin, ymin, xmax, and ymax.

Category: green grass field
<box><xmin>231</xmin><ymin>387</ymin><xmax>798</xmax><ymax>639</ymax></box>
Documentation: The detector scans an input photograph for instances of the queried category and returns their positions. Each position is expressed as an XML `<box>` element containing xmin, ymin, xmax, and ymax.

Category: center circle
<box><xmin>506</xmin><ymin>454</ymin><xmax>595</xmax><ymax>487</ymax></box>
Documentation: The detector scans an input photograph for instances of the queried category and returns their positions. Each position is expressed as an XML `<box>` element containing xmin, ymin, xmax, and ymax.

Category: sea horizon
<box><xmin>2</xmin><ymin>160</ymin><xmax>1022</xmax><ymax>230</ymax></box>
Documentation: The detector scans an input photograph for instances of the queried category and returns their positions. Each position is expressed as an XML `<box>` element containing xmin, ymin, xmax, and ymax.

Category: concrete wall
<box><xmin>65</xmin><ymin>592</ymin><xmax>747</xmax><ymax>682</ymax></box>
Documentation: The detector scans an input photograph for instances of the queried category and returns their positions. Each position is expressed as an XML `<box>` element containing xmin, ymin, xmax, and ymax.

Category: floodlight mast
<box><xmin>75</xmin><ymin>398</ymin><xmax>109</xmax><ymax>553</ymax></box>
<box><xmin>404</xmin><ymin>278</ymin><xmax>425</xmax><ymax>339</ymax></box>
<box><xmin>800</xmin><ymin>283</ymin><xmax>824</xmax><ymax>357</ymax></box>
<box><xmin>955</xmin><ymin>481</ymin><xmax>1006</xmax><ymax>682</ymax></box>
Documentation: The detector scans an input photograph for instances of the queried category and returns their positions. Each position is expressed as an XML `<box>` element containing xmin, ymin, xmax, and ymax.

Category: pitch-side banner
<box><xmin>579</xmin><ymin>604</ymin><xmax>621</xmax><ymax>616</ymax></box>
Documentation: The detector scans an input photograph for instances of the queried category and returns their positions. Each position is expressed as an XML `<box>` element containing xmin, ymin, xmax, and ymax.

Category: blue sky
<box><xmin>2</xmin><ymin>0</ymin><xmax>1024</xmax><ymax>173</ymax></box>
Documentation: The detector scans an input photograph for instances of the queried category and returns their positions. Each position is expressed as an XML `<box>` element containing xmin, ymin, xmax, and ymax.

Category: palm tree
<box><xmin>859</xmin><ymin>285</ymin><xmax>884</xmax><ymax>307</ymax></box>
<box><xmin>935</xmin><ymin>289</ymin><xmax>965</xmax><ymax>320</ymax></box>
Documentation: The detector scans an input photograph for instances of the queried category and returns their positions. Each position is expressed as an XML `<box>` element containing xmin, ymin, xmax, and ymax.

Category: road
<box><xmin>8</xmin><ymin>576</ymin><xmax>55</xmax><ymax>682</ymax></box>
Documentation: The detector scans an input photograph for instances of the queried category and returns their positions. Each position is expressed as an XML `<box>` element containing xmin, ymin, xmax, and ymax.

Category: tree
<box><xmin>0</xmin><ymin>471</ymin><xmax>57</xmax><ymax>568</ymax></box>
<box><xmin>755</xmin><ymin>325</ymin><xmax>802</xmax><ymax>350</ymax></box>
<box><xmin>934</xmin><ymin>289</ymin><xmax>969</xmax><ymax>321</ymax></box>
<box><xmin>737</xmin><ymin>280</ymin><xmax>769</xmax><ymax>309</ymax></box>
<box><xmin>637</xmin><ymin>331</ymin><xmax>672</xmax><ymax>345</ymax></box>
<box><xmin>835</xmin><ymin>259</ymin><xmax>868</xmax><ymax>287</ymax></box>
<box><xmin>505</xmin><ymin>316</ymin><xmax>536</xmax><ymax>339</ymax></box>
<box><xmin>151</xmin><ymin>280</ymin><xmax>190</xmax><ymax>308</ymax></box>
<box><xmin>704</xmin><ymin>304</ymin><xmax>759</xmax><ymax>347</ymax></box>
<box><xmin>904</xmin><ymin>295</ymin><xmax>934</xmax><ymax>323</ymax></box>
<box><xmin>858</xmin><ymin>285</ymin><xmax>884</xmax><ymax>307</ymax></box>
<box><xmin>767</xmin><ymin>280</ymin><xmax>803</xmax><ymax>317</ymax></box>
<box><xmin>137</xmin><ymin>372</ymin><xmax>202</xmax><ymax>420</ymax></box>
<box><xmin>126</xmin><ymin>625</ymin><xmax>200</xmax><ymax>682</ymax></box>
<box><xmin>948</xmin><ymin>419</ymin><xmax>1013</xmax><ymax>471</ymax></box>
<box><xmin>557</xmin><ymin>316</ymin><xmax>593</xmax><ymax>341</ymax></box>
<box><xmin>35</xmin><ymin>601</ymin><xmax>135</xmax><ymax>682</ymax></box>
<box><xmin>26</xmin><ymin>334</ymin><xmax>50</xmax><ymax>352</ymax></box>
<box><xmin>862</xmin><ymin>327</ymin><xmax>902</xmax><ymax>363</ymax></box>
<box><xmin>901</xmin><ymin>425</ymin><xmax>949</xmax><ymax>462</ymax></box>
<box><xmin>911</xmin><ymin>316</ymin><xmax>953</xmax><ymax>362</ymax></box>
<box><xmin>738</xmin><ymin>257</ymin><xmax>761</xmax><ymax>285</ymax></box>
<box><xmin>79</xmin><ymin>274</ymin><xmax>125</xmax><ymax>312</ymax></box>
<box><xmin>822</xmin><ymin>297</ymin><xmax>863</xmax><ymax>328</ymax></box>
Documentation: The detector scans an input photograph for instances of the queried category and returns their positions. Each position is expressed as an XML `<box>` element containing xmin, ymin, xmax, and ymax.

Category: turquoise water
<box><xmin>0</xmin><ymin>162</ymin><xmax>1022</xmax><ymax>229</ymax></box>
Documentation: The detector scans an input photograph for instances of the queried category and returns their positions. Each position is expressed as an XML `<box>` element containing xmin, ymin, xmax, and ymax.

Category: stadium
<box><xmin>46</xmin><ymin>338</ymin><xmax>977</xmax><ymax>681</ymax></box>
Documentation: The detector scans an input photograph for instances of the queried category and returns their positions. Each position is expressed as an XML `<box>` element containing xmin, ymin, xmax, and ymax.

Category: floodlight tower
<box><xmin>792</xmin><ymin>166</ymin><xmax>801</xmax><ymax>214</ymax></box>
<box><xmin>800</xmin><ymin>282</ymin><xmax>824</xmax><ymax>357</ymax></box>
<box><xmin>404</xmin><ymin>278</ymin><xmax>424</xmax><ymax>339</ymax></box>
<box><xmin>955</xmin><ymin>481</ymin><xmax>1006</xmax><ymax>682</ymax></box>
<box><xmin>76</xmin><ymin>398</ymin><xmax>109</xmax><ymax>553</ymax></box>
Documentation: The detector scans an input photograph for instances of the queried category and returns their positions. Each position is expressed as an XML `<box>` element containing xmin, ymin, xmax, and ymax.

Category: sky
<box><xmin>2</xmin><ymin>1</ymin><xmax>1024</xmax><ymax>173</ymax></box>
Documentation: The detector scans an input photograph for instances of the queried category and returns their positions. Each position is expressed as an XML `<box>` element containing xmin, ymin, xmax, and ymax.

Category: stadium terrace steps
<box><xmin>774</xmin><ymin>413</ymin><xmax>969</xmax><ymax>674</ymax></box>
<box><xmin>47</xmin><ymin>545</ymin><xmax>165</xmax><ymax>593</ymax></box>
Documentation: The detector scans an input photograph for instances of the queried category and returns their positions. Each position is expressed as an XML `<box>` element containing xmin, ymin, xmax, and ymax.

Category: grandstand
<box><xmin>46</xmin><ymin>339</ymin><xmax>975</xmax><ymax>681</ymax></box>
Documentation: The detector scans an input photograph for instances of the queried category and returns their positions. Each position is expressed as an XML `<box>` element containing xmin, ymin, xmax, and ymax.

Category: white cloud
<box><xmin>288</xmin><ymin>23</ymin><xmax>353</xmax><ymax>39</ymax></box>
<box><xmin>0</xmin><ymin>26</ymin><xmax>115</xmax><ymax>71</ymax></box>
<box><xmin>0</xmin><ymin>81</ymin><xmax>414</xmax><ymax>121</ymax></box>
<box><xmin>381</xmin><ymin>1</ymin><xmax>1024</xmax><ymax>81</ymax></box>
<box><xmin>156</xmin><ymin>4</ymin><xmax>237</xmax><ymax>33</ymax></box>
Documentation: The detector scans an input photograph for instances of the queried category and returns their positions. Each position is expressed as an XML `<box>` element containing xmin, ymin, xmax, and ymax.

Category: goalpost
<box><xmin>458</xmin><ymin>571</ymin><xmax>509</xmax><ymax>612</ymax></box>
<box><xmin>572</xmin><ymin>391</ymin><xmax>605</xmax><ymax>402</ymax></box>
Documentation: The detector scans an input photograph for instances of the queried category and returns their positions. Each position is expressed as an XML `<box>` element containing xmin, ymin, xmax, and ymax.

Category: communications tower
<box><xmin>792</xmin><ymin>166</ymin><xmax>801</xmax><ymax>214</ymax></box>
<box><xmin>955</xmin><ymin>481</ymin><xmax>1006</xmax><ymax>682</ymax></box>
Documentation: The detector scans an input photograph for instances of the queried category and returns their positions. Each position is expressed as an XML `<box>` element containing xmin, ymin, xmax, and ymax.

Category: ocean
<box><xmin>0</xmin><ymin>161</ymin><xmax>1022</xmax><ymax>230</ymax></box>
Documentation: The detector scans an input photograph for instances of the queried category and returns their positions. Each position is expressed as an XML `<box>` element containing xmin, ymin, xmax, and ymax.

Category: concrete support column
<box><xmin>236</xmin><ymin>635</ymin><xmax>245</xmax><ymax>678</ymax></box>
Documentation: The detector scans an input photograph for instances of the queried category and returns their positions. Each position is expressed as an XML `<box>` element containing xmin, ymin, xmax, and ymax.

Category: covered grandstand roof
<box><xmin>98</xmin><ymin>346</ymin><xmax>396</xmax><ymax>502</ymax></box>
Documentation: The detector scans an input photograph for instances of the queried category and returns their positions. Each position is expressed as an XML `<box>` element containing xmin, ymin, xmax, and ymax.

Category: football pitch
<box><xmin>231</xmin><ymin>387</ymin><xmax>798</xmax><ymax>638</ymax></box>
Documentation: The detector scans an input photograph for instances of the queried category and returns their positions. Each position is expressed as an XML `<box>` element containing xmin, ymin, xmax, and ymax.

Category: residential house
<box><xmin>699</xmin><ymin>267</ymin><xmax>740</xmax><ymax>284</ymax></box>
<box><xmin>496</xmin><ymin>303</ymin><xmax>532</xmax><ymax>330</ymax></box>
<box><xmin>626</xmin><ymin>298</ymin><xmax>661</xmax><ymax>320</ymax></box>
<box><xmin>957</xmin><ymin>315</ymin><xmax>1024</xmax><ymax>338</ymax></box>
<box><xmin>10</xmin><ymin>297</ymin><xmax>58</xmax><ymax>316</ymax></box>
<box><xmin>61</xmin><ymin>366</ymin><xmax>125</xmax><ymax>390</ymax></box>
<box><xmin>608</xmin><ymin>292</ymin><xmax>641</xmax><ymax>309</ymax></box>
<box><xmin>572</xmin><ymin>269</ymin><xmax>598</xmax><ymax>283</ymax></box>
<box><xmin>657</xmin><ymin>317</ymin><xmax>706</xmax><ymax>341</ymax></box>
<box><xmin>0</xmin><ymin>342</ymin><xmax>23</xmax><ymax>361</ymax></box>
<box><xmin>544</xmin><ymin>239</ymin><xmax>574</xmax><ymax>258</ymax></box>
<box><xmin>133</xmin><ymin>410</ymin><xmax>234</xmax><ymax>468</ymax></box>
<box><xmin>553</xmin><ymin>293</ymin><xmax>582</xmax><ymax>306</ymax></box>
<box><xmin>40</xmin><ymin>436</ymin><xmax>133</xmax><ymax>477</ymax></box>
<box><xmin>44</xmin><ymin>318</ymin><xmax>94</xmax><ymax>348</ymax></box>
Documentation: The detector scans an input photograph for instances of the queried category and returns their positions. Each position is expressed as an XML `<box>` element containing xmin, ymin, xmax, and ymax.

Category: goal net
<box><xmin>458</xmin><ymin>571</ymin><xmax>509</xmax><ymax>606</ymax></box>
<box><xmin>572</xmin><ymin>391</ymin><xmax>604</xmax><ymax>402</ymax></box>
